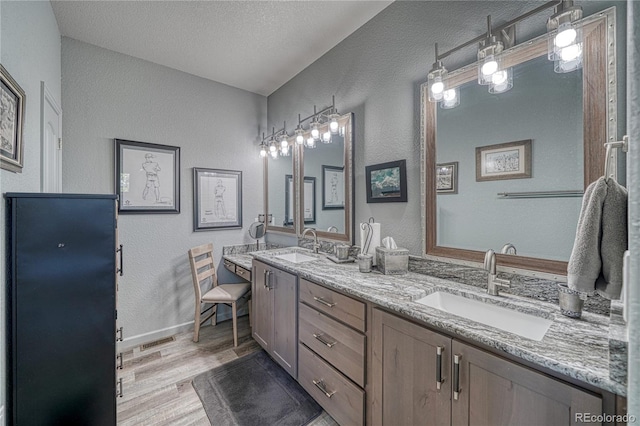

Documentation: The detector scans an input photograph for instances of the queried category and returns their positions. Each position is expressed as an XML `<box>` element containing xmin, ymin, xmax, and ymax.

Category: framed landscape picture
<box><xmin>322</xmin><ymin>165</ymin><xmax>344</xmax><ymax>210</ymax></box>
<box><xmin>436</xmin><ymin>161</ymin><xmax>458</xmax><ymax>194</ymax></box>
<box><xmin>476</xmin><ymin>140</ymin><xmax>532</xmax><ymax>182</ymax></box>
<box><xmin>193</xmin><ymin>168</ymin><xmax>242</xmax><ymax>231</ymax></box>
<box><xmin>0</xmin><ymin>65</ymin><xmax>25</xmax><ymax>173</ymax></box>
<box><xmin>115</xmin><ymin>139</ymin><xmax>180</xmax><ymax>213</ymax></box>
<box><xmin>365</xmin><ymin>159</ymin><xmax>407</xmax><ymax>203</ymax></box>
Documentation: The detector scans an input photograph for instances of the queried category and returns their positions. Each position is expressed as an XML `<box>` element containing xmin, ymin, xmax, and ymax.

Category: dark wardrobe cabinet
<box><xmin>5</xmin><ymin>193</ymin><xmax>119</xmax><ymax>426</ymax></box>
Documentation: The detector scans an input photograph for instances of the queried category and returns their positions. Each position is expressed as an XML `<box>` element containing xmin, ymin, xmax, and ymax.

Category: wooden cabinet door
<box><xmin>451</xmin><ymin>340</ymin><xmax>602</xmax><ymax>426</ymax></box>
<box><xmin>252</xmin><ymin>261</ymin><xmax>272</xmax><ymax>350</ymax></box>
<box><xmin>372</xmin><ymin>309</ymin><xmax>452</xmax><ymax>426</ymax></box>
<box><xmin>272</xmin><ymin>267</ymin><xmax>298</xmax><ymax>378</ymax></box>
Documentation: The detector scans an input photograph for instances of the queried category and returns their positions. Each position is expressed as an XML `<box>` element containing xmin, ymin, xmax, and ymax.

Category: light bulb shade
<box><xmin>270</xmin><ymin>149</ymin><xmax>278</xmax><ymax>159</ymax></box>
<box><xmin>306</xmin><ymin>137</ymin><xmax>316</xmax><ymax>148</ymax></box>
<box><xmin>322</xmin><ymin>131</ymin><xmax>332</xmax><ymax>143</ymax></box>
<box><xmin>280</xmin><ymin>138</ymin><xmax>289</xmax><ymax>149</ymax></box>
<box><xmin>427</xmin><ymin>64</ymin><xmax>447</xmax><ymax>102</ymax></box>
<box><xmin>310</xmin><ymin>120</ymin><xmax>320</xmax><ymax>139</ymax></box>
<box><xmin>259</xmin><ymin>147</ymin><xmax>267</xmax><ymax>158</ymax></box>
<box><xmin>295</xmin><ymin>131</ymin><xmax>304</xmax><ymax>145</ymax></box>
<box><xmin>554</xmin><ymin>52</ymin><xmax>583</xmax><ymax>73</ymax></box>
<box><xmin>329</xmin><ymin>115</ymin><xmax>340</xmax><ymax>133</ymax></box>
<box><xmin>280</xmin><ymin>146</ymin><xmax>290</xmax><ymax>156</ymax></box>
<box><xmin>488</xmin><ymin>68</ymin><xmax>513</xmax><ymax>94</ymax></box>
<box><xmin>478</xmin><ymin>54</ymin><xmax>501</xmax><ymax>85</ymax></box>
<box><xmin>440</xmin><ymin>87</ymin><xmax>460</xmax><ymax>109</ymax></box>
<box><xmin>547</xmin><ymin>5</ymin><xmax>583</xmax><ymax>61</ymax></box>
<box><xmin>269</xmin><ymin>142</ymin><xmax>277</xmax><ymax>153</ymax></box>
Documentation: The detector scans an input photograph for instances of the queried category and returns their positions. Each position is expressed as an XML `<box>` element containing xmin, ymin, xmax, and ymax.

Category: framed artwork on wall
<box><xmin>0</xmin><ymin>65</ymin><xmax>26</xmax><ymax>173</ymax></box>
<box><xmin>193</xmin><ymin>168</ymin><xmax>242</xmax><ymax>231</ymax></box>
<box><xmin>115</xmin><ymin>139</ymin><xmax>180</xmax><ymax>213</ymax></box>
<box><xmin>322</xmin><ymin>165</ymin><xmax>344</xmax><ymax>210</ymax></box>
<box><xmin>285</xmin><ymin>175</ymin><xmax>316</xmax><ymax>225</ymax></box>
<box><xmin>436</xmin><ymin>161</ymin><xmax>458</xmax><ymax>194</ymax></box>
<box><xmin>476</xmin><ymin>140</ymin><xmax>532</xmax><ymax>182</ymax></box>
<box><xmin>365</xmin><ymin>159</ymin><xmax>407</xmax><ymax>203</ymax></box>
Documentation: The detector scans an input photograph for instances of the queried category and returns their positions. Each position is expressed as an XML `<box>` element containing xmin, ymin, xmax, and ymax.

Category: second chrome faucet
<box><xmin>484</xmin><ymin>249</ymin><xmax>511</xmax><ymax>296</ymax></box>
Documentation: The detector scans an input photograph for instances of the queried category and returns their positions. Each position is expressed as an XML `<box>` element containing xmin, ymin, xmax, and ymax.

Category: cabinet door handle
<box><xmin>313</xmin><ymin>333</ymin><xmax>337</xmax><ymax>348</ymax></box>
<box><xmin>116</xmin><ymin>377</ymin><xmax>123</xmax><ymax>398</ymax></box>
<box><xmin>313</xmin><ymin>296</ymin><xmax>335</xmax><ymax>308</ymax></box>
<box><xmin>116</xmin><ymin>326</ymin><xmax>123</xmax><ymax>342</ymax></box>
<box><xmin>266</xmin><ymin>271</ymin><xmax>272</xmax><ymax>291</ymax></box>
<box><xmin>312</xmin><ymin>379</ymin><xmax>336</xmax><ymax>398</ymax></box>
<box><xmin>263</xmin><ymin>270</ymin><xmax>268</xmax><ymax>289</ymax></box>
<box><xmin>453</xmin><ymin>354</ymin><xmax>461</xmax><ymax>400</ymax></box>
<box><xmin>116</xmin><ymin>245</ymin><xmax>124</xmax><ymax>276</ymax></box>
<box><xmin>436</xmin><ymin>346</ymin><xmax>444</xmax><ymax>390</ymax></box>
<box><xmin>117</xmin><ymin>352</ymin><xmax>124</xmax><ymax>370</ymax></box>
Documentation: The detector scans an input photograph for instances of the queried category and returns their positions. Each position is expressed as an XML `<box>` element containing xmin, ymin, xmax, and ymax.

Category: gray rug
<box><xmin>192</xmin><ymin>350</ymin><xmax>322</xmax><ymax>426</ymax></box>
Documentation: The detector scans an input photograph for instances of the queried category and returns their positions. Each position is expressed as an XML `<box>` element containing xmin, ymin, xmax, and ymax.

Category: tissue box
<box><xmin>376</xmin><ymin>247</ymin><xmax>409</xmax><ymax>275</ymax></box>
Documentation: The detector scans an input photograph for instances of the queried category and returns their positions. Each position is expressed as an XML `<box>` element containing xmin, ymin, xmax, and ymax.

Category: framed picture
<box><xmin>322</xmin><ymin>165</ymin><xmax>344</xmax><ymax>210</ymax></box>
<box><xmin>365</xmin><ymin>159</ymin><xmax>407</xmax><ymax>203</ymax></box>
<box><xmin>115</xmin><ymin>139</ymin><xmax>180</xmax><ymax>213</ymax></box>
<box><xmin>193</xmin><ymin>168</ymin><xmax>242</xmax><ymax>231</ymax></box>
<box><xmin>285</xmin><ymin>175</ymin><xmax>316</xmax><ymax>225</ymax></box>
<box><xmin>0</xmin><ymin>65</ymin><xmax>26</xmax><ymax>173</ymax></box>
<box><xmin>476</xmin><ymin>140</ymin><xmax>532</xmax><ymax>182</ymax></box>
<box><xmin>436</xmin><ymin>162</ymin><xmax>458</xmax><ymax>194</ymax></box>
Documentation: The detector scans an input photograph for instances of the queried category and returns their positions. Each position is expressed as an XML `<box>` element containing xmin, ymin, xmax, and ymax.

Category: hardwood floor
<box><xmin>118</xmin><ymin>316</ymin><xmax>338</xmax><ymax>426</ymax></box>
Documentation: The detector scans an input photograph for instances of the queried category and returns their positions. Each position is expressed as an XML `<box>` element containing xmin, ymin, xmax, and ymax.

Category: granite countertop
<box><xmin>243</xmin><ymin>247</ymin><xmax>625</xmax><ymax>396</ymax></box>
<box><xmin>223</xmin><ymin>253</ymin><xmax>253</xmax><ymax>270</ymax></box>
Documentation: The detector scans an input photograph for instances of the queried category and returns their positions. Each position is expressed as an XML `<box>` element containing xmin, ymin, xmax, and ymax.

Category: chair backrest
<box><xmin>188</xmin><ymin>243</ymin><xmax>218</xmax><ymax>302</ymax></box>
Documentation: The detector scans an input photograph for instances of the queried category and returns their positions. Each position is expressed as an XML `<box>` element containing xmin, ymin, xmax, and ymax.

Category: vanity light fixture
<box><xmin>306</xmin><ymin>136</ymin><xmax>316</xmax><ymax>149</ymax></box>
<box><xmin>488</xmin><ymin>68</ymin><xmax>513</xmax><ymax>94</ymax></box>
<box><xmin>259</xmin><ymin>144</ymin><xmax>267</xmax><ymax>158</ymax></box>
<box><xmin>322</xmin><ymin>130</ymin><xmax>332</xmax><ymax>143</ymax></box>
<box><xmin>310</xmin><ymin>118</ymin><xmax>321</xmax><ymax>140</ymax></box>
<box><xmin>547</xmin><ymin>0</ymin><xmax>583</xmax><ymax>73</ymax></box>
<box><xmin>295</xmin><ymin>114</ymin><xmax>305</xmax><ymax>145</ymax></box>
<box><xmin>328</xmin><ymin>113</ymin><xmax>340</xmax><ymax>134</ymax></box>
<box><xmin>478</xmin><ymin>16</ymin><xmax>505</xmax><ymax>86</ymax></box>
<box><xmin>441</xmin><ymin>87</ymin><xmax>460</xmax><ymax>109</ymax></box>
<box><xmin>427</xmin><ymin>43</ymin><xmax>447</xmax><ymax>102</ymax></box>
<box><xmin>258</xmin><ymin>123</ymin><xmax>291</xmax><ymax>159</ymax></box>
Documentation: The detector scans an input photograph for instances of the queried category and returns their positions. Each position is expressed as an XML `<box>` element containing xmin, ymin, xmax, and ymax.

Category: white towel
<box><xmin>567</xmin><ymin>177</ymin><xmax>628</xmax><ymax>299</ymax></box>
<box><xmin>360</xmin><ymin>223</ymin><xmax>381</xmax><ymax>265</ymax></box>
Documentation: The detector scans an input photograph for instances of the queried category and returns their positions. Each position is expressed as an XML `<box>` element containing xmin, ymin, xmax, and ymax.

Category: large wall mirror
<box><xmin>422</xmin><ymin>8</ymin><xmax>616</xmax><ymax>275</ymax></box>
<box><xmin>265</xmin><ymin>112</ymin><xmax>354</xmax><ymax>242</ymax></box>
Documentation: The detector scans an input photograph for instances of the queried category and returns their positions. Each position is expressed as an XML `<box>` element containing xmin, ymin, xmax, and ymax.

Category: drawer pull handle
<box><xmin>436</xmin><ymin>346</ymin><xmax>444</xmax><ymax>390</ymax></box>
<box><xmin>313</xmin><ymin>296</ymin><xmax>336</xmax><ymax>308</ymax></box>
<box><xmin>453</xmin><ymin>354</ymin><xmax>461</xmax><ymax>401</ymax></box>
<box><xmin>224</xmin><ymin>260</ymin><xmax>234</xmax><ymax>268</ymax></box>
<box><xmin>313</xmin><ymin>333</ymin><xmax>337</xmax><ymax>348</ymax></box>
<box><xmin>312</xmin><ymin>379</ymin><xmax>336</xmax><ymax>398</ymax></box>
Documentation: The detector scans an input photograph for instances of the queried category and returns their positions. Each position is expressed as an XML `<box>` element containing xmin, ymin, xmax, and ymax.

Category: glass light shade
<box><xmin>488</xmin><ymin>68</ymin><xmax>513</xmax><ymax>93</ymax></box>
<box><xmin>295</xmin><ymin>130</ymin><xmax>304</xmax><ymax>145</ymax></box>
<box><xmin>270</xmin><ymin>149</ymin><xmax>278</xmax><ymax>159</ymax></box>
<box><xmin>478</xmin><ymin>54</ymin><xmax>501</xmax><ymax>85</ymax></box>
<box><xmin>322</xmin><ymin>131</ymin><xmax>331</xmax><ymax>143</ymax></box>
<box><xmin>329</xmin><ymin>115</ymin><xmax>339</xmax><ymax>133</ymax></box>
<box><xmin>269</xmin><ymin>141</ymin><xmax>277</xmax><ymax>153</ymax></box>
<box><xmin>427</xmin><ymin>63</ymin><xmax>447</xmax><ymax>102</ymax></box>
<box><xmin>306</xmin><ymin>137</ymin><xmax>316</xmax><ymax>148</ymax></box>
<box><xmin>280</xmin><ymin>138</ymin><xmax>289</xmax><ymax>149</ymax></box>
<box><xmin>555</xmin><ymin>22</ymin><xmax>577</xmax><ymax>47</ymax></box>
<box><xmin>280</xmin><ymin>146</ymin><xmax>290</xmax><ymax>156</ymax></box>
<box><xmin>259</xmin><ymin>146</ymin><xmax>267</xmax><ymax>158</ymax></box>
<box><xmin>440</xmin><ymin>87</ymin><xmax>460</xmax><ymax>109</ymax></box>
<box><xmin>310</xmin><ymin>121</ymin><xmax>320</xmax><ymax>139</ymax></box>
<box><xmin>548</xmin><ymin>20</ymin><xmax>582</xmax><ymax>61</ymax></box>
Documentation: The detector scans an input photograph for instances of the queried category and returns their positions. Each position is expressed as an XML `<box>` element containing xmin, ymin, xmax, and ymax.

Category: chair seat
<box><xmin>202</xmin><ymin>283</ymin><xmax>250</xmax><ymax>303</ymax></box>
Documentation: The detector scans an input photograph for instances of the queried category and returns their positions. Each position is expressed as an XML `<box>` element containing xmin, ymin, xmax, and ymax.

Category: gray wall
<box><xmin>266</xmin><ymin>0</ymin><xmax>627</xmax><ymax>255</ymax></box>
<box><xmin>61</xmin><ymin>38</ymin><xmax>266</xmax><ymax>346</ymax></box>
<box><xmin>627</xmin><ymin>0</ymin><xmax>639</xmax><ymax>416</ymax></box>
<box><xmin>0</xmin><ymin>0</ymin><xmax>61</xmax><ymax>417</ymax></box>
<box><xmin>436</xmin><ymin>56</ymin><xmax>583</xmax><ymax>261</ymax></box>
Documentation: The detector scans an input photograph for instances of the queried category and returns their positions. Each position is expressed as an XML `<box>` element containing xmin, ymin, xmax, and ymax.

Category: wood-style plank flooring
<box><xmin>117</xmin><ymin>316</ymin><xmax>339</xmax><ymax>426</ymax></box>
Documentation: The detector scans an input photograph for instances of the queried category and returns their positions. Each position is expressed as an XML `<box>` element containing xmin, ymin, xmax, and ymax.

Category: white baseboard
<box><xmin>118</xmin><ymin>306</ymin><xmax>249</xmax><ymax>352</ymax></box>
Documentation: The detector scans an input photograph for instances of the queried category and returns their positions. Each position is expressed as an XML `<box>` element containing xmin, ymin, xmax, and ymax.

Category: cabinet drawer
<box><xmin>299</xmin><ymin>279</ymin><xmax>365</xmax><ymax>332</ymax></box>
<box><xmin>235</xmin><ymin>265</ymin><xmax>251</xmax><ymax>281</ymax></box>
<box><xmin>223</xmin><ymin>259</ymin><xmax>236</xmax><ymax>274</ymax></box>
<box><xmin>298</xmin><ymin>344</ymin><xmax>364</xmax><ymax>426</ymax></box>
<box><xmin>299</xmin><ymin>303</ymin><xmax>365</xmax><ymax>387</ymax></box>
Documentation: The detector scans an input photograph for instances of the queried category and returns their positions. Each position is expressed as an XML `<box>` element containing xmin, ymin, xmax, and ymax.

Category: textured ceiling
<box><xmin>51</xmin><ymin>1</ymin><xmax>394</xmax><ymax>96</ymax></box>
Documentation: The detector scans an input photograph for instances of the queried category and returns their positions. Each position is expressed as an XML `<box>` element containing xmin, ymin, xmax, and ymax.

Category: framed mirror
<box><xmin>422</xmin><ymin>8</ymin><xmax>616</xmax><ymax>275</ymax></box>
<box><xmin>264</xmin><ymin>112</ymin><xmax>354</xmax><ymax>243</ymax></box>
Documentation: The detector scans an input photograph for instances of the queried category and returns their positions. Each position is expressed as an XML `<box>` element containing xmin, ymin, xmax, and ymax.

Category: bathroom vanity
<box><xmin>222</xmin><ymin>246</ymin><xmax>628</xmax><ymax>426</ymax></box>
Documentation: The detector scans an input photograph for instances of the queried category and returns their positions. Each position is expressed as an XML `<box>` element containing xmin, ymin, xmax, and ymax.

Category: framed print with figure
<box><xmin>115</xmin><ymin>139</ymin><xmax>180</xmax><ymax>213</ymax></box>
<box><xmin>193</xmin><ymin>168</ymin><xmax>242</xmax><ymax>231</ymax></box>
<box><xmin>0</xmin><ymin>65</ymin><xmax>26</xmax><ymax>173</ymax></box>
<box><xmin>322</xmin><ymin>165</ymin><xmax>344</xmax><ymax>209</ymax></box>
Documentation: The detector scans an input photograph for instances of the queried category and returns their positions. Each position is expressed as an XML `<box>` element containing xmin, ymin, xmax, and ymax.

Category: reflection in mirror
<box><xmin>423</xmin><ymin>9</ymin><xmax>614</xmax><ymax>275</ymax></box>
<box><xmin>267</xmin><ymin>149</ymin><xmax>295</xmax><ymax>231</ymax></box>
<box><xmin>437</xmin><ymin>55</ymin><xmax>583</xmax><ymax>261</ymax></box>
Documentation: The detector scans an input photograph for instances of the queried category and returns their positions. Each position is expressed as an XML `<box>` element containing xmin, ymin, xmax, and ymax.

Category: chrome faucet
<box><xmin>501</xmin><ymin>243</ymin><xmax>517</xmax><ymax>255</ymax></box>
<box><xmin>302</xmin><ymin>228</ymin><xmax>320</xmax><ymax>254</ymax></box>
<box><xmin>484</xmin><ymin>249</ymin><xmax>511</xmax><ymax>296</ymax></box>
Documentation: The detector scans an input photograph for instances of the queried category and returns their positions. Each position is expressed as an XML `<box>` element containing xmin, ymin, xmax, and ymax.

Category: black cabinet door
<box><xmin>8</xmin><ymin>195</ymin><xmax>116</xmax><ymax>426</ymax></box>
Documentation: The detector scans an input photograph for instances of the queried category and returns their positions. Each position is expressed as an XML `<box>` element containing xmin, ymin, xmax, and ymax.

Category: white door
<box><xmin>41</xmin><ymin>82</ymin><xmax>62</xmax><ymax>193</ymax></box>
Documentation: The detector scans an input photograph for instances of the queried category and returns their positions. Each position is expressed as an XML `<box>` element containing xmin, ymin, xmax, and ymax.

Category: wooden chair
<box><xmin>188</xmin><ymin>243</ymin><xmax>250</xmax><ymax>346</ymax></box>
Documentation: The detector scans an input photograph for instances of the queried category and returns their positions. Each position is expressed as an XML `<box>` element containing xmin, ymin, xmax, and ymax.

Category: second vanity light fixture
<box><xmin>259</xmin><ymin>96</ymin><xmax>342</xmax><ymax>158</ymax></box>
<box><xmin>427</xmin><ymin>0</ymin><xmax>583</xmax><ymax>109</ymax></box>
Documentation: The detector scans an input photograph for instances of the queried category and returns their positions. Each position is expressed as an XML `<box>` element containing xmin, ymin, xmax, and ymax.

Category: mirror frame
<box><xmin>421</xmin><ymin>8</ymin><xmax>617</xmax><ymax>276</ymax></box>
<box><xmin>265</xmin><ymin>112</ymin><xmax>355</xmax><ymax>243</ymax></box>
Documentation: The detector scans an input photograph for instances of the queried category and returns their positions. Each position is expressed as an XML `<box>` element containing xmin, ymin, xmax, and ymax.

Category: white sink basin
<box><xmin>274</xmin><ymin>252</ymin><xmax>318</xmax><ymax>264</ymax></box>
<box><xmin>415</xmin><ymin>291</ymin><xmax>552</xmax><ymax>341</ymax></box>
